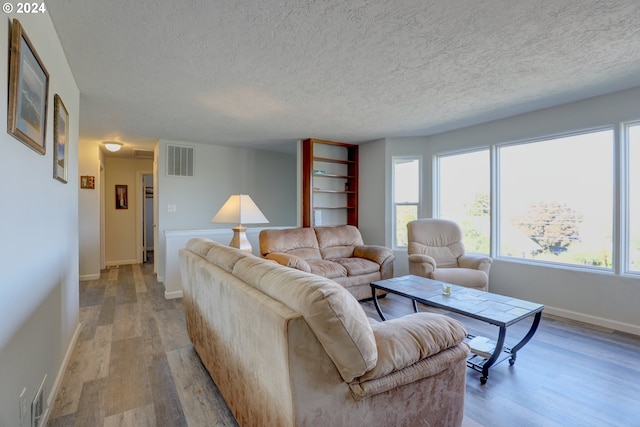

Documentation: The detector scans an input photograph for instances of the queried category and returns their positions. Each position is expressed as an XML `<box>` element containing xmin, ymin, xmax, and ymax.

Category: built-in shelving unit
<box><xmin>302</xmin><ymin>138</ymin><xmax>358</xmax><ymax>227</ymax></box>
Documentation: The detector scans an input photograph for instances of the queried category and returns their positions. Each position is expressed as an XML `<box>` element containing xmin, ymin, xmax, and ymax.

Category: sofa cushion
<box><xmin>315</xmin><ymin>225</ymin><xmax>364</xmax><ymax>259</ymax></box>
<box><xmin>186</xmin><ymin>238</ymin><xmax>219</xmax><ymax>258</ymax></box>
<box><xmin>333</xmin><ymin>257</ymin><xmax>381</xmax><ymax>276</ymax></box>
<box><xmin>231</xmin><ymin>255</ymin><xmax>378</xmax><ymax>383</ymax></box>
<box><xmin>360</xmin><ymin>313</ymin><xmax>467</xmax><ymax>382</ymax></box>
<box><xmin>264</xmin><ymin>253</ymin><xmax>312</xmax><ymax>272</ymax></box>
<box><xmin>308</xmin><ymin>259</ymin><xmax>347</xmax><ymax>279</ymax></box>
<box><xmin>205</xmin><ymin>241</ymin><xmax>252</xmax><ymax>273</ymax></box>
<box><xmin>353</xmin><ymin>245</ymin><xmax>394</xmax><ymax>265</ymax></box>
<box><xmin>432</xmin><ymin>268</ymin><xmax>488</xmax><ymax>290</ymax></box>
<box><xmin>260</xmin><ymin>228</ymin><xmax>322</xmax><ymax>260</ymax></box>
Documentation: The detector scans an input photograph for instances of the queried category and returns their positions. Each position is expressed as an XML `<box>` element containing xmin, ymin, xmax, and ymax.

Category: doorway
<box><xmin>142</xmin><ymin>173</ymin><xmax>154</xmax><ymax>263</ymax></box>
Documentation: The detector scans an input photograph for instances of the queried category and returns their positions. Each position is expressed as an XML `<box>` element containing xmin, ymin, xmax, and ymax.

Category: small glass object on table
<box><xmin>442</xmin><ymin>283</ymin><xmax>452</xmax><ymax>295</ymax></box>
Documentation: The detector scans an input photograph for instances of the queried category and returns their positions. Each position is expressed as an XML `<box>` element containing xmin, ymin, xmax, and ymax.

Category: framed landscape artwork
<box><xmin>7</xmin><ymin>19</ymin><xmax>49</xmax><ymax>154</ymax></box>
<box><xmin>53</xmin><ymin>95</ymin><xmax>69</xmax><ymax>183</ymax></box>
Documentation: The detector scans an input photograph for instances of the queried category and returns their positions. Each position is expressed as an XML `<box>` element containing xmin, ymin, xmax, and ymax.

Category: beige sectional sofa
<box><xmin>179</xmin><ymin>238</ymin><xmax>469</xmax><ymax>427</ymax></box>
<box><xmin>259</xmin><ymin>225</ymin><xmax>395</xmax><ymax>300</ymax></box>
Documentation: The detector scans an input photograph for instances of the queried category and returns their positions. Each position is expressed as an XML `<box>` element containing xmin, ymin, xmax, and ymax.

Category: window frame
<box><xmin>434</xmin><ymin>147</ymin><xmax>491</xmax><ymax>255</ymax></box>
<box><xmin>494</xmin><ymin>127</ymin><xmax>616</xmax><ymax>271</ymax></box>
<box><xmin>392</xmin><ymin>156</ymin><xmax>422</xmax><ymax>249</ymax></box>
<box><xmin>623</xmin><ymin>121</ymin><xmax>640</xmax><ymax>276</ymax></box>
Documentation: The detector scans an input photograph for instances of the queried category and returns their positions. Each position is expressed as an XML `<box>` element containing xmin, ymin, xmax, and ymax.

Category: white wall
<box><xmin>360</xmin><ymin>86</ymin><xmax>640</xmax><ymax>334</ymax></box>
<box><xmin>157</xmin><ymin>139</ymin><xmax>297</xmax><ymax>283</ymax></box>
<box><xmin>78</xmin><ymin>141</ymin><xmax>101</xmax><ymax>279</ymax></box>
<box><xmin>0</xmin><ymin>13</ymin><xmax>80</xmax><ymax>427</ymax></box>
<box><xmin>358</xmin><ymin>138</ymin><xmax>387</xmax><ymax>245</ymax></box>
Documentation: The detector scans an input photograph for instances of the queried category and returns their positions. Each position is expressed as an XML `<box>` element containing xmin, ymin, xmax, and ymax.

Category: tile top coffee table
<box><xmin>371</xmin><ymin>275</ymin><xmax>544</xmax><ymax>384</ymax></box>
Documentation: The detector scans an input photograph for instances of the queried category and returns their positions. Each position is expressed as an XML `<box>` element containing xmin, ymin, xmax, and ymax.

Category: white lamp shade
<box><xmin>211</xmin><ymin>194</ymin><xmax>269</xmax><ymax>224</ymax></box>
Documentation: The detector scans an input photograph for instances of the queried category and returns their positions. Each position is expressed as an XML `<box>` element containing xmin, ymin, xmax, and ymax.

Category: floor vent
<box><xmin>32</xmin><ymin>375</ymin><xmax>46</xmax><ymax>427</ymax></box>
<box><xmin>166</xmin><ymin>144</ymin><xmax>194</xmax><ymax>177</ymax></box>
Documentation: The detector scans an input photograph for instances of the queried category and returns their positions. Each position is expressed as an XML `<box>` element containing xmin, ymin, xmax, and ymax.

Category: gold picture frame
<box><xmin>53</xmin><ymin>95</ymin><xmax>69</xmax><ymax>183</ymax></box>
<box><xmin>7</xmin><ymin>19</ymin><xmax>49</xmax><ymax>154</ymax></box>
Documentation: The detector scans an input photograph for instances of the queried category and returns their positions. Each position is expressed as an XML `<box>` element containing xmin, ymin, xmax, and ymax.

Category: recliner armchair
<box><xmin>407</xmin><ymin>218</ymin><xmax>492</xmax><ymax>291</ymax></box>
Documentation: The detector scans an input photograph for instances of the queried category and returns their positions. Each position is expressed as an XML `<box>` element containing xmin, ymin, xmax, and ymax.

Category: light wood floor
<box><xmin>48</xmin><ymin>263</ymin><xmax>640</xmax><ymax>427</ymax></box>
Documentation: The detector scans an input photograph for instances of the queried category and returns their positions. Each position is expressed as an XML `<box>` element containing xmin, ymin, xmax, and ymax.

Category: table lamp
<box><xmin>211</xmin><ymin>194</ymin><xmax>269</xmax><ymax>252</ymax></box>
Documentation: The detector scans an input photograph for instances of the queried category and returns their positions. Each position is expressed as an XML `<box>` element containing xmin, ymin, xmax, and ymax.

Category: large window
<box><xmin>393</xmin><ymin>157</ymin><xmax>420</xmax><ymax>247</ymax></box>
<box><xmin>498</xmin><ymin>130</ymin><xmax>614</xmax><ymax>268</ymax></box>
<box><xmin>628</xmin><ymin>124</ymin><xmax>640</xmax><ymax>273</ymax></box>
<box><xmin>437</xmin><ymin>150</ymin><xmax>490</xmax><ymax>254</ymax></box>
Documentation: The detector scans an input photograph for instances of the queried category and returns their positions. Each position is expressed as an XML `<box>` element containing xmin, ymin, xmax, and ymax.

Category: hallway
<box><xmin>47</xmin><ymin>263</ymin><xmax>236</xmax><ymax>426</ymax></box>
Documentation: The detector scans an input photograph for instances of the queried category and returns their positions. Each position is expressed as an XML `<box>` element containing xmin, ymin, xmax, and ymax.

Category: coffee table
<box><xmin>371</xmin><ymin>275</ymin><xmax>544</xmax><ymax>384</ymax></box>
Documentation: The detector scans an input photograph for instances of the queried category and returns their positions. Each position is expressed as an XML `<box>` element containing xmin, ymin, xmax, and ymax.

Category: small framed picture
<box><xmin>53</xmin><ymin>95</ymin><xmax>69</xmax><ymax>183</ymax></box>
<box><xmin>115</xmin><ymin>185</ymin><xmax>128</xmax><ymax>209</ymax></box>
<box><xmin>80</xmin><ymin>176</ymin><xmax>95</xmax><ymax>189</ymax></box>
<box><xmin>7</xmin><ymin>19</ymin><xmax>49</xmax><ymax>154</ymax></box>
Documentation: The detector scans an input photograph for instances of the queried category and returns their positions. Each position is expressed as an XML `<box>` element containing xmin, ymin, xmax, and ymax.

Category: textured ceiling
<box><xmin>47</xmin><ymin>0</ymin><xmax>640</xmax><ymax>154</ymax></box>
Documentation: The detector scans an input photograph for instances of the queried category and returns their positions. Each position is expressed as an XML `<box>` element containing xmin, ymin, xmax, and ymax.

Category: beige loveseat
<box><xmin>259</xmin><ymin>225</ymin><xmax>394</xmax><ymax>300</ymax></box>
<box><xmin>180</xmin><ymin>238</ymin><xmax>469</xmax><ymax>427</ymax></box>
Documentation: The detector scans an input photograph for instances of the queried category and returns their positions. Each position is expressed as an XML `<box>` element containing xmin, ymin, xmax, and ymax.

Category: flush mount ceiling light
<box><xmin>104</xmin><ymin>141</ymin><xmax>123</xmax><ymax>152</ymax></box>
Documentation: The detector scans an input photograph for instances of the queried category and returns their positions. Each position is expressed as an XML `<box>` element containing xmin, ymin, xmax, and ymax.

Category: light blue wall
<box><xmin>156</xmin><ymin>139</ymin><xmax>297</xmax><ymax>282</ymax></box>
<box><xmin>0</xmin><ymin>13</ymin><xmax>80</xmax><ymax>426</ymax></box>
<box><xmin>359</xmin><ymin>86</ymin><xmax>640</xmax><ymax>334</ymax></box>
<box><xmin>358</xmin><ymin>138</ymin><xmax>387</xmax><ymax>246</ymax></box>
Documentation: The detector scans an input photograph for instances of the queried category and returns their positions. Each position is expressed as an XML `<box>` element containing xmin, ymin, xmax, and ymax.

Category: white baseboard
<box><xmin>164</xmin><ymin>291</ymin><xmax>182</xmax><ymax>299</ymax></box>
<box><xmin>79</xmin><ymin>273</ymin><xmax>100</xmax><ymax>281</ymax></box>
<box><xmin>164</xmin><ymin>290</ymin><xmax>183</xmax><ymax>299</ymax></box>
<box><xmin>106</xmin><ymin>259</ymin><xmax>138</xmax><ymax>267</ymax></box>
<box><xmin>544</xmin><ymin>305</ymin><xmax>640</xmax><ymax>336</ymax></box>
<box><xmin>45</xmin><ymin>321</ymin><xmax>82</xmax><ymax>423</ymax></box>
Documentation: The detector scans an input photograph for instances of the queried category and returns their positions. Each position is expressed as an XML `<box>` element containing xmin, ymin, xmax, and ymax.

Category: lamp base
<box><xmin>229</xmin><ymin>225</ymin><xmax>252</xmax><ymax>253</ymax></box>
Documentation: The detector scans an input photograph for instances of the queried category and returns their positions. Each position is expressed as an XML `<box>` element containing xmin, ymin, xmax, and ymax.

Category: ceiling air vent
<box><xmin>166</xmin><ymin>144</ymin><xmax>194</xmax><ymax>177</ymax></box>
<box><xmin>133</xmin><ymin>149</ymin><xmax>154</xmax><ymax>159</ymax></box>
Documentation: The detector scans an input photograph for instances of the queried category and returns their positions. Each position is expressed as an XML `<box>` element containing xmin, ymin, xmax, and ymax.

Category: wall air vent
<box><xmin>133</xmin><ymin>149</ymin><xmax>154</xmax><ymax>159</ymax></box>
<box><xmin>166</xmin><ymin>144</ymin><xmax>194</xmax><ymax>177</ymax></box>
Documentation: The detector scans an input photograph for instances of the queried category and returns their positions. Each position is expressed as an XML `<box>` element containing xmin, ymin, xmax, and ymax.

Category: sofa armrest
<box><xmin>408</xmin><ymin>253</ymin><xmax>436</xmax><ymax>276</ymax></box>
<box><xmin>264</xmin><ymin>253</ymin><xmax>311</xmax><ymax>273</ymax></box>
<box><xmin>458</xmin><ymin>253</ymin><xmax>492</xmax><ymax>273</ymax></box>
<box><xmin>349</xmin><ymin>313</ymin><xmax>468</xmax><ymax>399</ymax></box>
<box><xmin>353</xmin><ymin>245</ymin><xmax>394</xmax><ymax>265</ymax></box>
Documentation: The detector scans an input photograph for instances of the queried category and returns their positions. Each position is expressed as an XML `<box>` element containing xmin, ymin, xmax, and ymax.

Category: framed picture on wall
<box><xmin>7</xmin><ymin>19</ymin><xmax>49</xmax><ymax>154</ymax></box>
<box><xmin>115</xmin><ymin>185</ymin><xmax>128</xmax><ymax>209</ymax></box>
<box><xmin>80</xmin><ymin>176</ymin><xmax>95</xmax><ymax>189</ymax></box>
<box><xmin>53</xmin><ymin>95</ymin><xmax>69</xmax><ymax>183</ymax></box>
